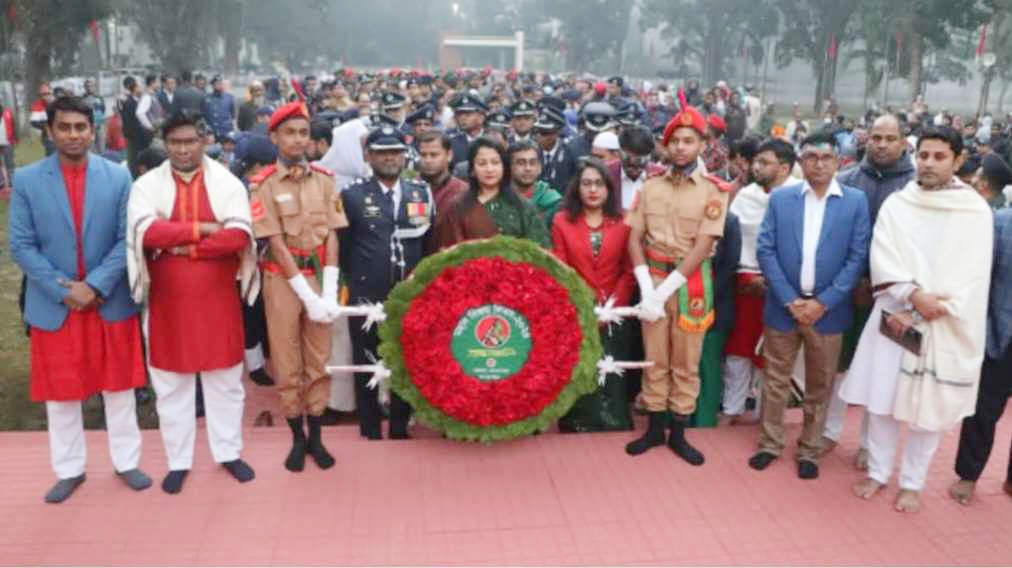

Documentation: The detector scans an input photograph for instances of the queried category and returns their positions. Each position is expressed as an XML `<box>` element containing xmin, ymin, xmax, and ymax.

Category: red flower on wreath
<box><xmin>399</xmin><ymin>256</ymin><xmax>582</xmax><ymax>426</ymax></box>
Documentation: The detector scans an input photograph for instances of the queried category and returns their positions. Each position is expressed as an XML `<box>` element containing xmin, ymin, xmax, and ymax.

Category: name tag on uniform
<box><xmin>275</xmin><ymin>193</ymin><xmax>294</xmax><ymax>203</ymax></box>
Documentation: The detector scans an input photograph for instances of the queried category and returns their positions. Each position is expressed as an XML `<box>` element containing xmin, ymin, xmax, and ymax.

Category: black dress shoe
<box><xmin>748</xmin><ymin>451</ymin><xmax>778</xmax><ymax>471</ymax></box>
<box><xmin>798</xmin><ymin>460</ymin><xmax>819</xmax><ymax>479</ymax></box>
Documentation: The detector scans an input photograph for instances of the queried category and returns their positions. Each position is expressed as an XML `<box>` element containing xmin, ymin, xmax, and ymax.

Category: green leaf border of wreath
<box><xmin>377</xmin><ymin>235</ymin><xmax>603</xmax><ymax>442</ymax></box>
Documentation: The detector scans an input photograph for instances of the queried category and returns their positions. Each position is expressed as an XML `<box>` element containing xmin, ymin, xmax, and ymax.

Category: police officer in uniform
<box><xmin>568</xmin><ymin>101</ymin><xmax>617</xmax><ymax>160</ymax></box>
<box><xmin>339</xmin><ymin>125</ymin><xmax>435</xmax><ymax>440</ymax></box>
<box><xmin>448</xmin><ymin>93</ymin><xmax>488</xmax><ymax>169</ymax></box>
<box><xmin>509</xmin><ymin>99</ymin><xmax>537</xmax><ymax>144</ymax></box>
<box><xmin>380</xmin><ymin>91</ymin><xmax>408</xmax><ymax>131</ymax></box>
<box><xmin>534</xmin><ymin>107</ymin><xmax>578</xmax><ymax>192</ymax></box>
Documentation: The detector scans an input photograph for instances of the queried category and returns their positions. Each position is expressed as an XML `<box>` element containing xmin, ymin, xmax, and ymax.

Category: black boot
<box><xmin>668</xmin><ymin>415</ymin><xmax>705</xmax><ymax>465</ymax></box>
<box><xmin>306</xmin><ymin>415</ymin><xmax>336</xmax><ymax>469</ymax></box>
<box><xmin>285</xmin><ymin>416</ymin><xmax>307</xmax><ymax>472</ymax></box>
<box><xmin>626</xmin><ymin>412</ymin><xmax>668</xmax><ymax>455</ymax></box>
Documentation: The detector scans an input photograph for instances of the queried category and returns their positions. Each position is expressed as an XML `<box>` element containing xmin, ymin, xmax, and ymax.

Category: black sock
<box><xmin>162</xmin><ymin>470</ymin><xmax>189</xmax><ymax>494</ymax></box>
<box><xmin>307</xmin><ymin>415</ymin><xmax>335</xmax><ymax>469</ymax></box>
<box><xmin>285</xmin><ymin>416</ymin><xmax>307</xmax><ymax>472</ymax></box>
<box><xmin>222</xmin><ymin>459</ymin><xmax>255</xmax><ymax>483</ymax></box>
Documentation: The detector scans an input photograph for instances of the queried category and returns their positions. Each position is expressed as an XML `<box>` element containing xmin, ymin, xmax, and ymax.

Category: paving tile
<box><xmin>0</xmin><ymin>407</ymin><xmax>1005</xmax><ymax>566</ymax></box>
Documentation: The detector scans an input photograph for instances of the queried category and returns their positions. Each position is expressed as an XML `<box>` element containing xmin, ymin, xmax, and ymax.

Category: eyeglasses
<box><xmin>800</xmin><ymin>154</ymin><xmax>836</xmax><ymax>165</ymax></box>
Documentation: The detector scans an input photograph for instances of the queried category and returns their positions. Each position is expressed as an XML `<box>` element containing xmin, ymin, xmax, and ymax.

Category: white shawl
<box><xmin>319</xmin><ymin>118</ymin><xmax>370</xmax><ymax>188</ymax></box>
<box><xmin>870</xmin><ymin>178</ymin><xmax>993</xmax><ymax>431</ymax></box>
<box><xmin>127</xmin><ymin>155</ymin><xmax>261</xmax><ymax>306</ymax></box>
<box><xmin>729</xmin><ymin>177</ymin><xmax>797</xmax><ymax>273</ymax></box>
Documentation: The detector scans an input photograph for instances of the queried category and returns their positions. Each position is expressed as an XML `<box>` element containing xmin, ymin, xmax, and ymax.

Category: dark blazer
<box><xmin>551</xmin><ymin>212</ymin><xmax>635</xmax><ymax>306</ymax></box>
<box><xmin>757</xmin><ymin>181</ymin><xmax>871</xmax><ymax>334</ymax></box>
<box><xmin>339</xmin><ymin>176</ymin><xmax>434</xmax><ymax>304</ymax></box>
<box><xmin>712</xmin><ymin>211</ymin><xmax>742</xmax><ymax>332</ymax></box>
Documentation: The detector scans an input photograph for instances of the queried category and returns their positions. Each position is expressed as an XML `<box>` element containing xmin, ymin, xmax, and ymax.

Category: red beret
<box><xmin>662</xmin><ymin>106</ymin><xmax>707</xmax><ymax>145</ymax></box>
<box><xmin>268</xmin><ymin>101</ymin><xmax>310</xmax><ymax>132</ymax></box>
<box><xmin>707</xmin><ymin>114</ymin><xmax>727</xmax><ymax>133</ymax></box>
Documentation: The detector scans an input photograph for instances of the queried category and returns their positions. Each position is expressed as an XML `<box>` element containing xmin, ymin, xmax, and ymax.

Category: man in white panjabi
<box><xmin>839</xmin><ymin>126</ymin><xmax>994</xmax><ymax>513</ymax></box>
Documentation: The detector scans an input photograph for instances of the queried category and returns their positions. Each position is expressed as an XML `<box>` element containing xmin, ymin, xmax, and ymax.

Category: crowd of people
<box><xmin>7</xmin><ymin>67</ymin><xmax>1012</xmax><ymax>517</ymax></box>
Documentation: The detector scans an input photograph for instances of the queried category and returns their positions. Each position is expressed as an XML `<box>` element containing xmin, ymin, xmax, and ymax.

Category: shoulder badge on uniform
<box><xmin>250</xmin><ymin>198</ymin><xmax>266</xmax><ymax>222</ymax></box>
<box><xmin>703</xmin><ymin>173</ymin><xmax>733</xmax><ymax>193</ymax></box>
<box><xmin>646</xmin><ymin>168</ymin><xmax>667</xmax><ymax>180</ymax></box>
<box><xmin>704</xmin><ymin>198</ymin><xmax>724</xmax><ymax>221</ymax></box>
<box><xmin>249</xmin><ymin>164</ymin><xmax>278</xmax><ymax>185</ymax></box>
<box><xmin>309</xmin><ymin>163</ymin><xmax>334</xmax><ymax>177</ymax></box>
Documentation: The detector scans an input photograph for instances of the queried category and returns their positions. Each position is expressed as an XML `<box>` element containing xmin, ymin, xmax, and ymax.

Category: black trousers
<box><xmin>241</xmin><ymin>288</ymin><xmax>269</xmax><ymax>358</ymax></box>
<box><xmin>349</xmin><ymin>316</ymin><xmax>411</xmax><ymax>438</ymax></box>
<box><xmin>955</xmin><ymin>344</ymin><xmax>1012</xmax><ymax>483</ymax></box>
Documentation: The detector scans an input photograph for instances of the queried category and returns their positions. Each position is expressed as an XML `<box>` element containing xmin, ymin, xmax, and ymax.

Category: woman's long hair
<box><xmin>561</xmin><ymin>157</ymin><xmax>621</xmax><ymax>222</ymax></box>
<box><xmin>456</xmin><ymin>136</ymin><xmax>523</xmax><ymax>214</ymax></box>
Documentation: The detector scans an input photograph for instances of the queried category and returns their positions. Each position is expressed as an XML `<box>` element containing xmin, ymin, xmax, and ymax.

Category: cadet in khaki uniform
<box><xmin>250</xmin><ymin>101</ymin><xmax>349</xmax><ymax>472</ymax></box>
<box><xmin>625</xmin><ymin>106</ymin><xmax>730</xmax><ymax>465</ymax></box>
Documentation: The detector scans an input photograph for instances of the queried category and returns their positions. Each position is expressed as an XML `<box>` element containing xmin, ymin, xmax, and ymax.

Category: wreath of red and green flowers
<box><xmin>378</xmin><ymin>236</ymin><xmax>602</xmax><ymax>441</ymax></box>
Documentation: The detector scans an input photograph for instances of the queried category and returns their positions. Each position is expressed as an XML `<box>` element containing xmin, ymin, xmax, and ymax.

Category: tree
<box><xmin>891</xmin><ymin>0</ymin><xmax>987</xmax><ymax>101</ymax></box>
<box><xmin>5</xmin><ymin>0</ymin><xmax>113</xmax><ymax>107</ymax></box>
<box><xmin>116</xmin><ymin>0</ymin><xmax>218</xmax><ymax>73</ymax></box>
<box><xmin>538</xmin><ymin>0</ymin><xmax>634</xmax><ymax>73</ymax></box>
<box><xmin>640</xmin><ymin>0</ymin><xmax>746</xmax><ymax>86</ymax></box>
<box><xmin>774</xmin><ymin>0</ymin><xmax>860</xmax><ymax>114</ymax></box>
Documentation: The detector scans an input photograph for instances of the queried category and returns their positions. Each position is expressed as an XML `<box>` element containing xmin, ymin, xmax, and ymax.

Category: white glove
<box><xmin>288</xmin><ymin>273</ymin><xmax>333</xmax><ymax>324</ymax></box>
<box><xmin>633</xmin><ymin>265</ymin><xmax>655</xmax><ymax>297</ymax></box>
<box><xmin>652</xmin><ymin>270</ymin><xmax>687</xmax><ymax>305</ymax></box>
<box><xmin>637</xmin><ymin>295</ymin><xmax>666</xmax><ymax>322</ymax></box>
<box><xmin>322</xmin><ymin>265</ymin><xmax>340</xmax><ymax>302</ymax></box>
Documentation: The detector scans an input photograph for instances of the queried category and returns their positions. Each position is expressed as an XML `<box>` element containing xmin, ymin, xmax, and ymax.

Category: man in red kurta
<box><xmin>128</xmin><ymin>111</ymin><xmax>259</xmax><ymax>494</ymax></box>
<box><xmin>10</xmin><ymin>96</ymin><xmax>149</xmax><ymax>503</ymax></box>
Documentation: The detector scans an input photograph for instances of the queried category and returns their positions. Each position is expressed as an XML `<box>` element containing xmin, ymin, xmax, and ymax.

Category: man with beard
<box><xmin>307</xmin><ymin>120</ymin><xmax>333</xmax><ymax>163</ymax></box>
<box><xmin>509</xmin><ymin>99</ymin><xmax>537</xmax><ymax>144</ymax></box>
<box><xmin>127</xmin><ymin>110</ymin><xmax>258</xmax><ymax>493</ymax></box>
<box><xmin>448</xmin><ymin>93</ymin><xmax>487</xmax><ymax>169</ymax></box>
<box><xmin>416</xmin><ymin>130</ymin><xmax>467</xmax><ymax>217</ymax></box>
<box><xmin>10</xmin><ymin>96</ymin><xmax>149</xmax><ymax>502</ymax></box>
<box><xmin>841</xmin><ymin>127</ymin><xmax>992</xmax><ymax>513</ymax></box>
<box><xmin>509</xmin><ymin>140</ymin><xmax>563</xmax><ymax>229</ymax></box>
<box><xmin>625</xmin><ymin>106</ymin><xmax>730</xmax><ymax>465</ymax></box>
<box><xmin>722</xmin><ymin>139</ymin><xmax>798</xmax><ymax>425</ymax></box>
<box><xmin>250</xmin><ymin>102</ymin><xmax>348</xmax><ymax>471</ymax></box>
<box><xmin>340</xmin><ymin>126</ymin><xmax>434</xmax><ymax>440</ymax></box>
<box><xmin>820</xmin><ymin>115</ymin><xmax>916</xmax><ymax>469</ymax></box>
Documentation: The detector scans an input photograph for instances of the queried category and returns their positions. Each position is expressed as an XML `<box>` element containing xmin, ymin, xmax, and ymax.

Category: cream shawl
<box><xmin>870</xmin><ymin>178</ymin><xmax>993</xmax><ymax>431</ymax></box>
<box><xmin>127</xmin><ymin>155</ymin><xmax>260</xmax><ymax>306</ymax></box>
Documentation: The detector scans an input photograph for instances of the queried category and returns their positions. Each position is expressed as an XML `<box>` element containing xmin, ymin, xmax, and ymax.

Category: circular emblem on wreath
<box><xmin>378</xmin><ymin>236</ymin><xmax>602</xmax><ymax>441</ymax></box>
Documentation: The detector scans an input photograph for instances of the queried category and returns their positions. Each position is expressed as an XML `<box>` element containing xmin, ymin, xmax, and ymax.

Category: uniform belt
<box><xmin>800</xmin><ymin>292</ymin><xmax>815</xmax><ymax>300</ymax></box>
<box><xmin>644</xmin><ymin>247</ymin><xmax>680</xmax><ymax>276</ymax></box>
<box><xmin>260</xmin><ymin>260</ymin><xmax>315</xmax><ymax>277</ymax></box>
<box><xmin>268</xmin><ymin>245</ymin><xmax>326</xmax><ymax>270</ymax></box>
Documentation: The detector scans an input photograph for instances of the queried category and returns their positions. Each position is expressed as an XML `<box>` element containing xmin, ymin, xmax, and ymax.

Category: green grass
<box><xmin>0</xmin><ymin>137</ymin><xmax>159</xmax><ymax>430</ymax></box>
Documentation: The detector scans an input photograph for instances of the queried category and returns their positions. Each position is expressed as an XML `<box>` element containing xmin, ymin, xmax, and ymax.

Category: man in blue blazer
<box><xmin>9</xmin><ymin>96</ymin><xmax>150</xmax><ymax>503</ymax></box>
<box><xmin>749</xmin><ymin>132</ymin><xmax>871</xmax><ymax>479</ymax></box>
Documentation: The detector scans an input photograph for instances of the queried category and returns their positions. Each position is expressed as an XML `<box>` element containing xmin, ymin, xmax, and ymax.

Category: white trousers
<box><xmin>46</xmin><ymin>389</ymin><xmax>141</xmax><ymax>479</ymax></box>
<box><xmin>722</xmin><ymin>355</ymin><xmax>757</xmax><ymax>415</ymax></box>
<box><xmin>150</xmin><ymin>362</ymin><xmax>245</xmax><ymax>470</ymax></box>
<box><xmin>244</xmin><ymin>343</ymin><xmax>266</xmax><ymax>372</ymax></box>
<box><xmin>328</xmin><ymin>317</ymin><xmax>356</xmax><ymax>412</ymax></box>
<box><xmin>866</xmin><ymin>412</ymin><xmax>942</xmax><ymax>491</ymax></box>
<box><xmin>824</xmin><ymin>372</ymin><xmax>869</xmax><ymax>448</ymax></box>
